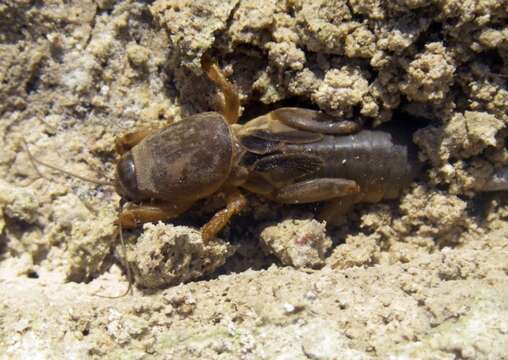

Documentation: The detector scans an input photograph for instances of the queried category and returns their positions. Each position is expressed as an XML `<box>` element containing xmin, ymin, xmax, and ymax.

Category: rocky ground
<box><xmin>1</xmin><ymin>0</ymin><xmax>507</xmax><ymax>359</ymax></box>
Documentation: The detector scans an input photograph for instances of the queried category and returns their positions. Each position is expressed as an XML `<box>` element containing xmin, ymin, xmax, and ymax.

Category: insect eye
<box><xmin>115</xmin><ymin>153</ymin><xmax>140</xmax><ymax>201</ymax></box>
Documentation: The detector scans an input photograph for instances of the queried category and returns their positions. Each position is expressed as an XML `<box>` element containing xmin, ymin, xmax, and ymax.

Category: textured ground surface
<box><xmin>1</xmin><ymin>0</ymin><xmax>508</xmax><ymax>359</ymax></box>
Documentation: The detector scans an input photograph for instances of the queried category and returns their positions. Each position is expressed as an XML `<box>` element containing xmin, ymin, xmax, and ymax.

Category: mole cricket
<box><xmin>26</xmin><ymin>54</ymin><xmax>508</xmax><ymax>294</ymax></box>
<box><xmin>104</xmin><ymin>55</ymin><xmax>423</xmax><ymax>241</ymax></box>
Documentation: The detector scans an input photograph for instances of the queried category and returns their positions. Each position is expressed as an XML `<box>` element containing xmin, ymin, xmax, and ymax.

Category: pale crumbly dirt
<box><xmin>260</xmin><ymin>218</ymin><xmax>332</xmax><ymax>268</ymax></box>
<box><xmin>128</xmin><ymin>223</ymin><xmax>234</xmax><ymax>289</ymax></box>
<box><xmin>1</xmin><ymin>0</ymin><xmax>508</xmax><ymax>359</ymax></box>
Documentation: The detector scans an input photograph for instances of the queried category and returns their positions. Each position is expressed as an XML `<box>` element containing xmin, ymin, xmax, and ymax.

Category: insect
<box><xmin>110</xmin><ymin>55</ymin><xmax>425</xmax><ymax>242</ymax></box>
<box><xmin>26</xmin><ymin>55</ymin><xmax>508</xmax><ymax>296</ymax></box>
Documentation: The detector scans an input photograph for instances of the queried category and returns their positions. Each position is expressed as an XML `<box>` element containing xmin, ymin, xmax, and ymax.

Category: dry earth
<box><xmin>1</xmin><ymin>0</ymin><xmax>508</xmax><ymax>359</ymax></box>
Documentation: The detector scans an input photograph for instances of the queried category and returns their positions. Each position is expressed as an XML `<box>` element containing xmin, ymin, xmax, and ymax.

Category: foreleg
<box><xmin>115</xmin><ymin>128</ymin><xmax>160</xmax><ymax>155</ymax></box>
<box><xmin>117</xmin><ymin>201</ymin><xmax>194</xmax><ymax>229</ymax></box>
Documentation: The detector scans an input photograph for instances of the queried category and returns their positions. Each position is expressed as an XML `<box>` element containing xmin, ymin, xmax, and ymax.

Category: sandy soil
<box><xmin>1</xmin><ymin>0</ymin><xmax>508</xmax><ymax>359</ymax></box>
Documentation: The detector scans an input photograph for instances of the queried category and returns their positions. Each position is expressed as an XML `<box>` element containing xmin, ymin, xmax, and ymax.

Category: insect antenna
<box><xmin>24</xmin><ymin>138</ymin><xmax>133</xmax><ymax>297</ymax></box>
<box><xmin>22</xmin><ymin>138</ymin><xmax>113</xmax><ymax>187</ymax></box>
<box><xmin>95</xmin><ymin>201</ymin><xmax>134</xmax><ymax>298</ymax></box>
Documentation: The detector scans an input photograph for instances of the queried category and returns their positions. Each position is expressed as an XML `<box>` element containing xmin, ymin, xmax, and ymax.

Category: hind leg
<box><xmin>318</xmin><ymin>195</ymin><xmax>360</xmax><ymax>226</ymax></box>
<box><xmin>274</xmin><ymin>178</ymin><xmax>360</xmax><ymax>204</ymax></box>
<box><xmin>270</xmin><ymin>108</ymin><xmax>361</xmax><ymax>135</ymax></box>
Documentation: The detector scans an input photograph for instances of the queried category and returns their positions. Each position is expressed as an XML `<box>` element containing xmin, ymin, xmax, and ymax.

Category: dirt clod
<box><xmin>260</xmin><ymin>219</ymin><xmax>331</xmax><ymax>269</ymax></box>
<box><xmin>129</xmin><ymin>223</ymin><xmax>233</xmax><ymax>289</ymax></box>
<box><xmin>1</xmin><ymin>0</ymin><xmax>507</xmax><ymax>358</ymax></box>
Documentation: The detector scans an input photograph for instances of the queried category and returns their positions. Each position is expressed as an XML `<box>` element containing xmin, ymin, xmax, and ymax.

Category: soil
<box><xmin>1</xmin><ymin>0</ymin><xmax>507</xmax><ymax>359</ymax></box>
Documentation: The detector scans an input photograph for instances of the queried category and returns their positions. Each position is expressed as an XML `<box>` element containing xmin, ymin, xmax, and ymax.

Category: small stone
<box><xmin>282</xmin><ymin>303</ymin><xmax>295</xmax><ymax>314</ymax></box>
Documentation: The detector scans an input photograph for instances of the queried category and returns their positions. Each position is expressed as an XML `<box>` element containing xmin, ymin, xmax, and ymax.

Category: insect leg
<box><xmin>117</xmin><ymin>201</ymin><xmax>194</xmax><ymax>229</ymax></box>
<box><xmin>201</xmin><ymin>189</ymin><xmax>247</xmax><ymax>242</ymax></box>
<box><xmin>318</xmin><ymin>195</ymin><xmax>360</xmax><ymax>225</ymax></box>
<box><xmin>201</xmin><ymin>54</ymin><xmax>240</xmax><ymax>125</ymax></box>
<box><xmin>274</xmin><ymin>178</ymin><xmax>360</xmax><ymax>204</ymax></box>
<box><xmin>115</xmin><ymin>128</ymin><xmax>160</xmax><ymax>155</ymax></box>
<box><xmin>270</xmin><ymin>107</ymin><xmax>361</xmax><ymax>135</ymax></box>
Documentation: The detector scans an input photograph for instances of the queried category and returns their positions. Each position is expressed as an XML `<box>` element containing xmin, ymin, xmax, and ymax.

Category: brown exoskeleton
<box><xmin>111</xmin><ymin>55</ymin><xmax>422</xmax><ymax>241</ymax></box>
<box><xmin>27</xmin><ymin>55</ymin><xmax>508</xmax><ymax>296</ymax></box>
<box><xmin>29</xmin><ymin>52</ymin><xmax>508</xmax><ymax>240</ymax></box>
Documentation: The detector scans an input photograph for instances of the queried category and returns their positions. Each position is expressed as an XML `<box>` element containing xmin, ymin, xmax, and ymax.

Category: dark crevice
<box><xmin>25</xmin><ymin>61</ymin><xmax>44</xmax><ymax>95</ymax></box>
<box><xmin>0</xmin><ymin>234</ymin><xmax>7</xmax><ymax>258</ymax></box>
<box><xmin>344</xmin><ymin>1</ymin><xmax>366</xmax><ymax>23</ymax></box>
<box><xmin>415</xmin><ymin>20</ymin><xmax>444</xmax><ymax>52</ymax></box>
<box><xmin>209</xmin><ymin>214</ymin><xmax>284</xmax><ymax>277</ymax></box>
<box><xmin>390</xmin><ymin>105</ymin><xmax>433</xmax><ymax>132</ymax></box>
<box><xmin>209</xmin><ymin>0</ymin><xmax>243</xmax><ymax>55</ymax></box>
<box><xmin>477</xmin><ymin>48</ymin><xmax>505</xmax><ymax>74</ymax></box>
<box><xmin>471</xmin><ymin>192</ymin><xmax>508</xmax><ymax>225</ymax></box>
<box><xmin>449</xmin><ymin>82</ymin><xmax>469</xmax><ymax>113</ymax></box>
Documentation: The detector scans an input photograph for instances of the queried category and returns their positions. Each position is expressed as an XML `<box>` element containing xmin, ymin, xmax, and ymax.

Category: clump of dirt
<box><xmin>0</xmin><ymin>179</ymin><xmax>39</xmax><ymax>227</ymax></box>
<box><xmin>260</xmin><ymin>218</ymin><xmax>331</xmax><ymax>268</ymax></box>
<box><xmin>1</xmin><ymin>0</ymin><xmax>508</xmax><ymax>358</ymax></box>
<box><xmin>128</xmin><ymin>222</ymin><xmax>233</xmax><ymax>289</ymax></box>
